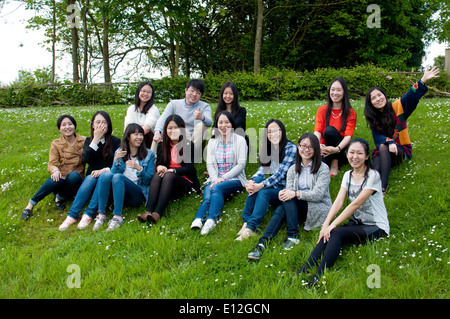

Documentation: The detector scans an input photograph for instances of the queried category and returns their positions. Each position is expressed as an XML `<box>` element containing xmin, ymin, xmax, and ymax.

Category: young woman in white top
<box><xmin>297</xmin><ymin>138</ymin><xmax>389</xmax><ymax>286</ymax></box>
<box><xmin>124</xmin><ymin>81</ymin><xmax>160</xmax><ymax>149</ymax></box>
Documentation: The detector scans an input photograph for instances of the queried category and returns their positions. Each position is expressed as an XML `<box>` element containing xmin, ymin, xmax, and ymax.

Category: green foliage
<box><xmin>20</xmin><ymin>0</ymin><xmax>440</xmax><ymax>81</ymax></box>
<box><xmin>1</xmin><ymin>65</ymin><xmax>448</xmax><ymax>107</ymax></box>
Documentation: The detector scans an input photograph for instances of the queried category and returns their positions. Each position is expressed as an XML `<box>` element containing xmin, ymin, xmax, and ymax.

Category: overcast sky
<box><xmin>0</xmin><ymin>1</ymin><xmax>447</xmax><ymax>86</ymax></box>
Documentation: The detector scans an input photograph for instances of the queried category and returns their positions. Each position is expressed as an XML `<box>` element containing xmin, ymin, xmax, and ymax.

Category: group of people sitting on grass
<box><xmin>20</xmin><ymin>66</ymin><xmax>439</xmax><ymax>286</ymax></box>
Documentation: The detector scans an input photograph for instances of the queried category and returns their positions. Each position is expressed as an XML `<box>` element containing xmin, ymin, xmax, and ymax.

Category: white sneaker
<box><xmin>106</xmin><ymin>217</ymin><xmax>124</xmax><ymax>232</ymax></box>
<box><xmin>191</xmin><ymin>218</ymin><xmax>203</xmax><ymax>230</ymax></box>
<box><xmin>200</xmin><ymin>219</ymin><xmax>216</xmax><ymax>235</ymax></box>
<box><xmin>92</xmin><ymin>214</ymin><xmax>107</xmax><ymax>231</ymax></box>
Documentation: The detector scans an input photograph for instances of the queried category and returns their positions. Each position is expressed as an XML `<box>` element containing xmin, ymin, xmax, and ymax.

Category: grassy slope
<box><xmin>0</xmin><ymin>98</ymin><xmax>448</xmax><ymax>299</ymax></box>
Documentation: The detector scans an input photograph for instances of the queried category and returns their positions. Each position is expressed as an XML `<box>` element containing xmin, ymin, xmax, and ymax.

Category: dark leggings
<box><xmin>146</xmin><ymin>172</ymin><xmax>192</xmax><ymax>217</ymax></box>
<box><xmin>322</xmin><ymin>126</ymin><xmax>347</xmax><ymax>166</ymax></box>
<box><xmin>372</xmin><ymin>143</ymin><xmax>404</xmax><ymax>191</ymax></box>
<box><xmin>302</xmin><ymin>225</ymin><xmax>386</xmax><ymax>278</ymax></box>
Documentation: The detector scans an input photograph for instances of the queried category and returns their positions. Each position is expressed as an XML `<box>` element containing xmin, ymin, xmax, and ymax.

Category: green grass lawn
<box><xmin>0</xmin><ymin>98</ymin><xmax>448</xmax><ymax>299</ymax></box>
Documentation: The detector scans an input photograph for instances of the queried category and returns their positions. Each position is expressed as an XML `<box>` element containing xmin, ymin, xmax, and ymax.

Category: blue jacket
<box><xmin>111</xmin><ymin>148</ymin><xmax>155</xmax><ymax>201</ymax></box>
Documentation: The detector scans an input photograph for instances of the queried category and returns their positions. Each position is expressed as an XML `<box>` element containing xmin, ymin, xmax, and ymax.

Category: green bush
<box><xmin>1</xmin><ymin>65</ymin><xmax>448</xmax><ymax>108</ymax></box>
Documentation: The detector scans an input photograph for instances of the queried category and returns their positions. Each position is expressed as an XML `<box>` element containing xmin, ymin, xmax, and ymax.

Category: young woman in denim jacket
<box><xmin>89</xmin><ymin>123</ymin><xmax>154</xmax><ymax>232</ymax></box>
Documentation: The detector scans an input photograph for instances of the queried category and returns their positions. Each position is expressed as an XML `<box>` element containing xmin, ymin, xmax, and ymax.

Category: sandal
<box><xmin>21</xmin><ymin>209</ymin><xmax>32</xmax><ymax>220</ymax></box>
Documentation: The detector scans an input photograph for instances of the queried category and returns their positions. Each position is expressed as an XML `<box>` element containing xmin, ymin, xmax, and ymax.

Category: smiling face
<box><xmin>166</xmin><ymin>120</ymin><xmax>181</xmax><ymax>141</ymax></box>
<box><xmin>185</xmin><ymin>86</ymin><xmax>202</xmax><ymax>106</ymax></box>
<box><xmin>298</xmin><ymin>138</ymin><xmax>314</xmax><ymax>162</ymax></box>
<box><xmin>347</xmin><ymin>142</ymin><xmax>369</xmax><ymax>170</ymax></box>
<box><xmin>267</xmin><ymin>122</ymin><xmax>282</xmax><ymax>146</ymax></box>
<box><xmin>329</xmin><ymin>80</ymin><xmax>344</xmax><ymax>106</ymax></box>
<box><xmin>222</xmin><ymin>86</ymin><xmax>234</xmax><ymax>107</ymax></box>
<box><xmin>217</xmin><ymin>114</ymin><xmax>233</xmax><ymax>137</ymax></box>
<box><xmin>370</xmin><ymin>89</ymin><xmax>387</xmax><ymax>111</ymax></box>
<box><xmin>59</xmin><ymin>117</ymin><xmax>76</xmax><ymax>137</ymax></box>
<box><xmin>139</xmin><ymin>84</ymin><xmax>153</xmax><ymax>105</ymax></box>
<box><xmin>128</xmin><ymin>131</ymin><xmax>144</xmax><ymax>148</ymax></box>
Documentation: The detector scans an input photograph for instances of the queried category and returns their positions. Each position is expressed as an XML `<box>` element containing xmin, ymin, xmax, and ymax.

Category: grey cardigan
<box><xmin>206</xmin><ymin>133</ymin><xmax>248</xmax><ymax>186</ymax></box>
<box><xmin>284</xmin><ymin>161</ymin><xmax>332</xmax><ymax>230</ymax></box>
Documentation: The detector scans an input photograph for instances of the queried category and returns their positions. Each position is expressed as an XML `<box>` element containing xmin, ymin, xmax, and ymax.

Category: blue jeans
<box><xmin>29</xmin><ymin>171</ymin><xmax>83</xmax><ymax>206</ymax></box>
<box><xmin>95</xmin><ymin>171</ymin><xmax>145</xmax><ymax>217</ymax></box>
<box><xmin>195</xmin><ymin>180</ymin><xmax>242</xmax><ymax>222</ymax></box>
<box><xmin>258</xmin><ymin>198</ymin><xmax>308</xmax><ymax>246</ymax></box>
<box><xmin>82</xmin><ymin>172</ymin><xmax>113</xmax><ymax>219</ymax></box>
<box><xmin>241</xmin><ymin>176</ymin><xmax>282</xmax><ymax>231</ymax></box>
<box><xmin>67</xmin><ymin>175</ymin><xmax>99</xmax><ymax>219</ymax></box>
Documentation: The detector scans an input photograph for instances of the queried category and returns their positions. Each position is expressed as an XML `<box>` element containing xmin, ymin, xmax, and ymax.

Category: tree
<box><xmin>426</xmin><ymin>0</ymin><xmax>450</xmax><ymax>45</ymax></box>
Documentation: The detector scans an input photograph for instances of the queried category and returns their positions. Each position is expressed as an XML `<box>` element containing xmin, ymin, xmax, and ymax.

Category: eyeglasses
<box><xmin>298</xmin><ymin>144</ymin><xmax>313</xmax><ymax>151</ymax></box>
<box><xmin>267</xmin><ymin>129</ymin><xmax>281</xmax><ymax>135</ymax></box>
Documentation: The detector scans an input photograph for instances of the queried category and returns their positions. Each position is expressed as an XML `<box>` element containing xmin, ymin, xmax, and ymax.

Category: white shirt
<box><xmin>89</xmin><ymin>138</ymin><xmax>105</xmax><ymax>151</ymax></box>
<box><xmin>123</xmin><ymin>156</ymin><xmax>139</xmax><ymax>184</ymax></box>
<box><xmin>297</xmin><ymin>161</ymin><xmax>312</xmax><ymax>191</ymax></box>
<box><xmin>124</xmin><ymin>104</ymin><xmax>160</xmax><ymax>131</ymax></box>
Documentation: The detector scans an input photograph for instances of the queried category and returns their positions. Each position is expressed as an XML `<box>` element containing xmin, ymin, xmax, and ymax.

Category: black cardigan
<box><xmin>82</xmin><ymin>136</ymin><xmax>121</xmax><ymax>175</ymax></box>
<box><xmin>155</xmin><ymin>140</ymin><xmax>201</xmax><ymax>193</ymax></box>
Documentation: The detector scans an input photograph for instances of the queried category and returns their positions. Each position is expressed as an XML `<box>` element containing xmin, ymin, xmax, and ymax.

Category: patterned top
<box><xmin>341</xmin><ymin>169</ymin><xmax>390</xmax><ymax>235</ymax></box>
<box><xmin>251</xmin><ymin>141</ymin><xmax>297</xmax><ymax>188</ymax></box>
<box><xmin>216</xmin><ymin>134</ymin><xmax>238</xmax><ymax>180</ymax></box>
<box><xmin>371</xmin><ymin>80</ymin><xmax>428</xmax><ymax>159</ymax></box>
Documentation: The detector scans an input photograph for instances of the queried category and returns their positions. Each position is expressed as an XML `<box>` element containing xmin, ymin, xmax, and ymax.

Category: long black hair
<box><xmin>295</xmin><ymin>133</ymin><xmax>321</xmax><ymax>174</ymax></box>
<box><xmin>364</xmin><ymin>86</ymin><xmax>396</xmax><ymax>137</ymax></box>
<box><xmin>214</xmin><ymin>82</ymin><xmax>242</xmax><ymax>123</ymax></box>
<box><xmin>121</xmin><ymin>123</ymin><xmax>148</xmax><ymax>161</ymax></box>
<box><xmin>161</xmin><ymin>115</ymin><xmax>187</xmax><ymax>164</ymax></box>
<box><xmin>259</xmin><ymin>119</ymin><xmax>291</xmax><ymax>167</ymax></box>
<box><xmin>134</xmin><ymin>81</ymin><xmax>155</xmax><ymax>114</ymax></box>
<box><xmin>325</xmin><ymin>77</ymin><xmax>353</xmax><ymax>133</ymax></box>
<box><xmin>90</xmin><ymin>110</ymin><xmax>114</xmax><ymax>160</ymax></box>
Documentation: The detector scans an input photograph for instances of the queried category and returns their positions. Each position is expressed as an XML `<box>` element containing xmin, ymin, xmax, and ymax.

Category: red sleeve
<box><xmin>344</xmin><ymin>109</ymin><xmax>357</xmax><ymax>137</ymax></box>
<box><xmin>314</xmin><ymin>105</ymin><xmax>327</xmax><ymax>134</ymax></box>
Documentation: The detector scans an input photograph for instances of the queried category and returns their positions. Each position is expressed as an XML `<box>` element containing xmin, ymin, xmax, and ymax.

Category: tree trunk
<box><xmin>51</xmin><ymin>0</ymin><xmax>56</xmax><ymax>84</ymax></box>
<box><xmin>68</xmin><ymin>0</ymin><xmax>80</xmax><ymax>83</ymax></box>
<box><xmin>81</xmin><ymin>0</ymin><xmax>90</xmax><ymax>84</ymax></box>
<box><xmin>102</xmin><ymin>16</ymin><xmax>111</xmax><ymax>84</ymax></box>
<box><xmin>254</xmin><ymin>0</ymin><xmax>263</xmax><ymax>74</ymax></box>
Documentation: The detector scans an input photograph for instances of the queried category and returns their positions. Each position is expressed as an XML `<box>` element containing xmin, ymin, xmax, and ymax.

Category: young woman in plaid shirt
<box><xmin>237</xmin><ymin>119</ymin><xmax>296</xmax><ymax>240</ymax></box>
<box><xmin>191</xmin><ymin>111</ymin><xmax>248</xmax><ymax>235</ymax></box>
